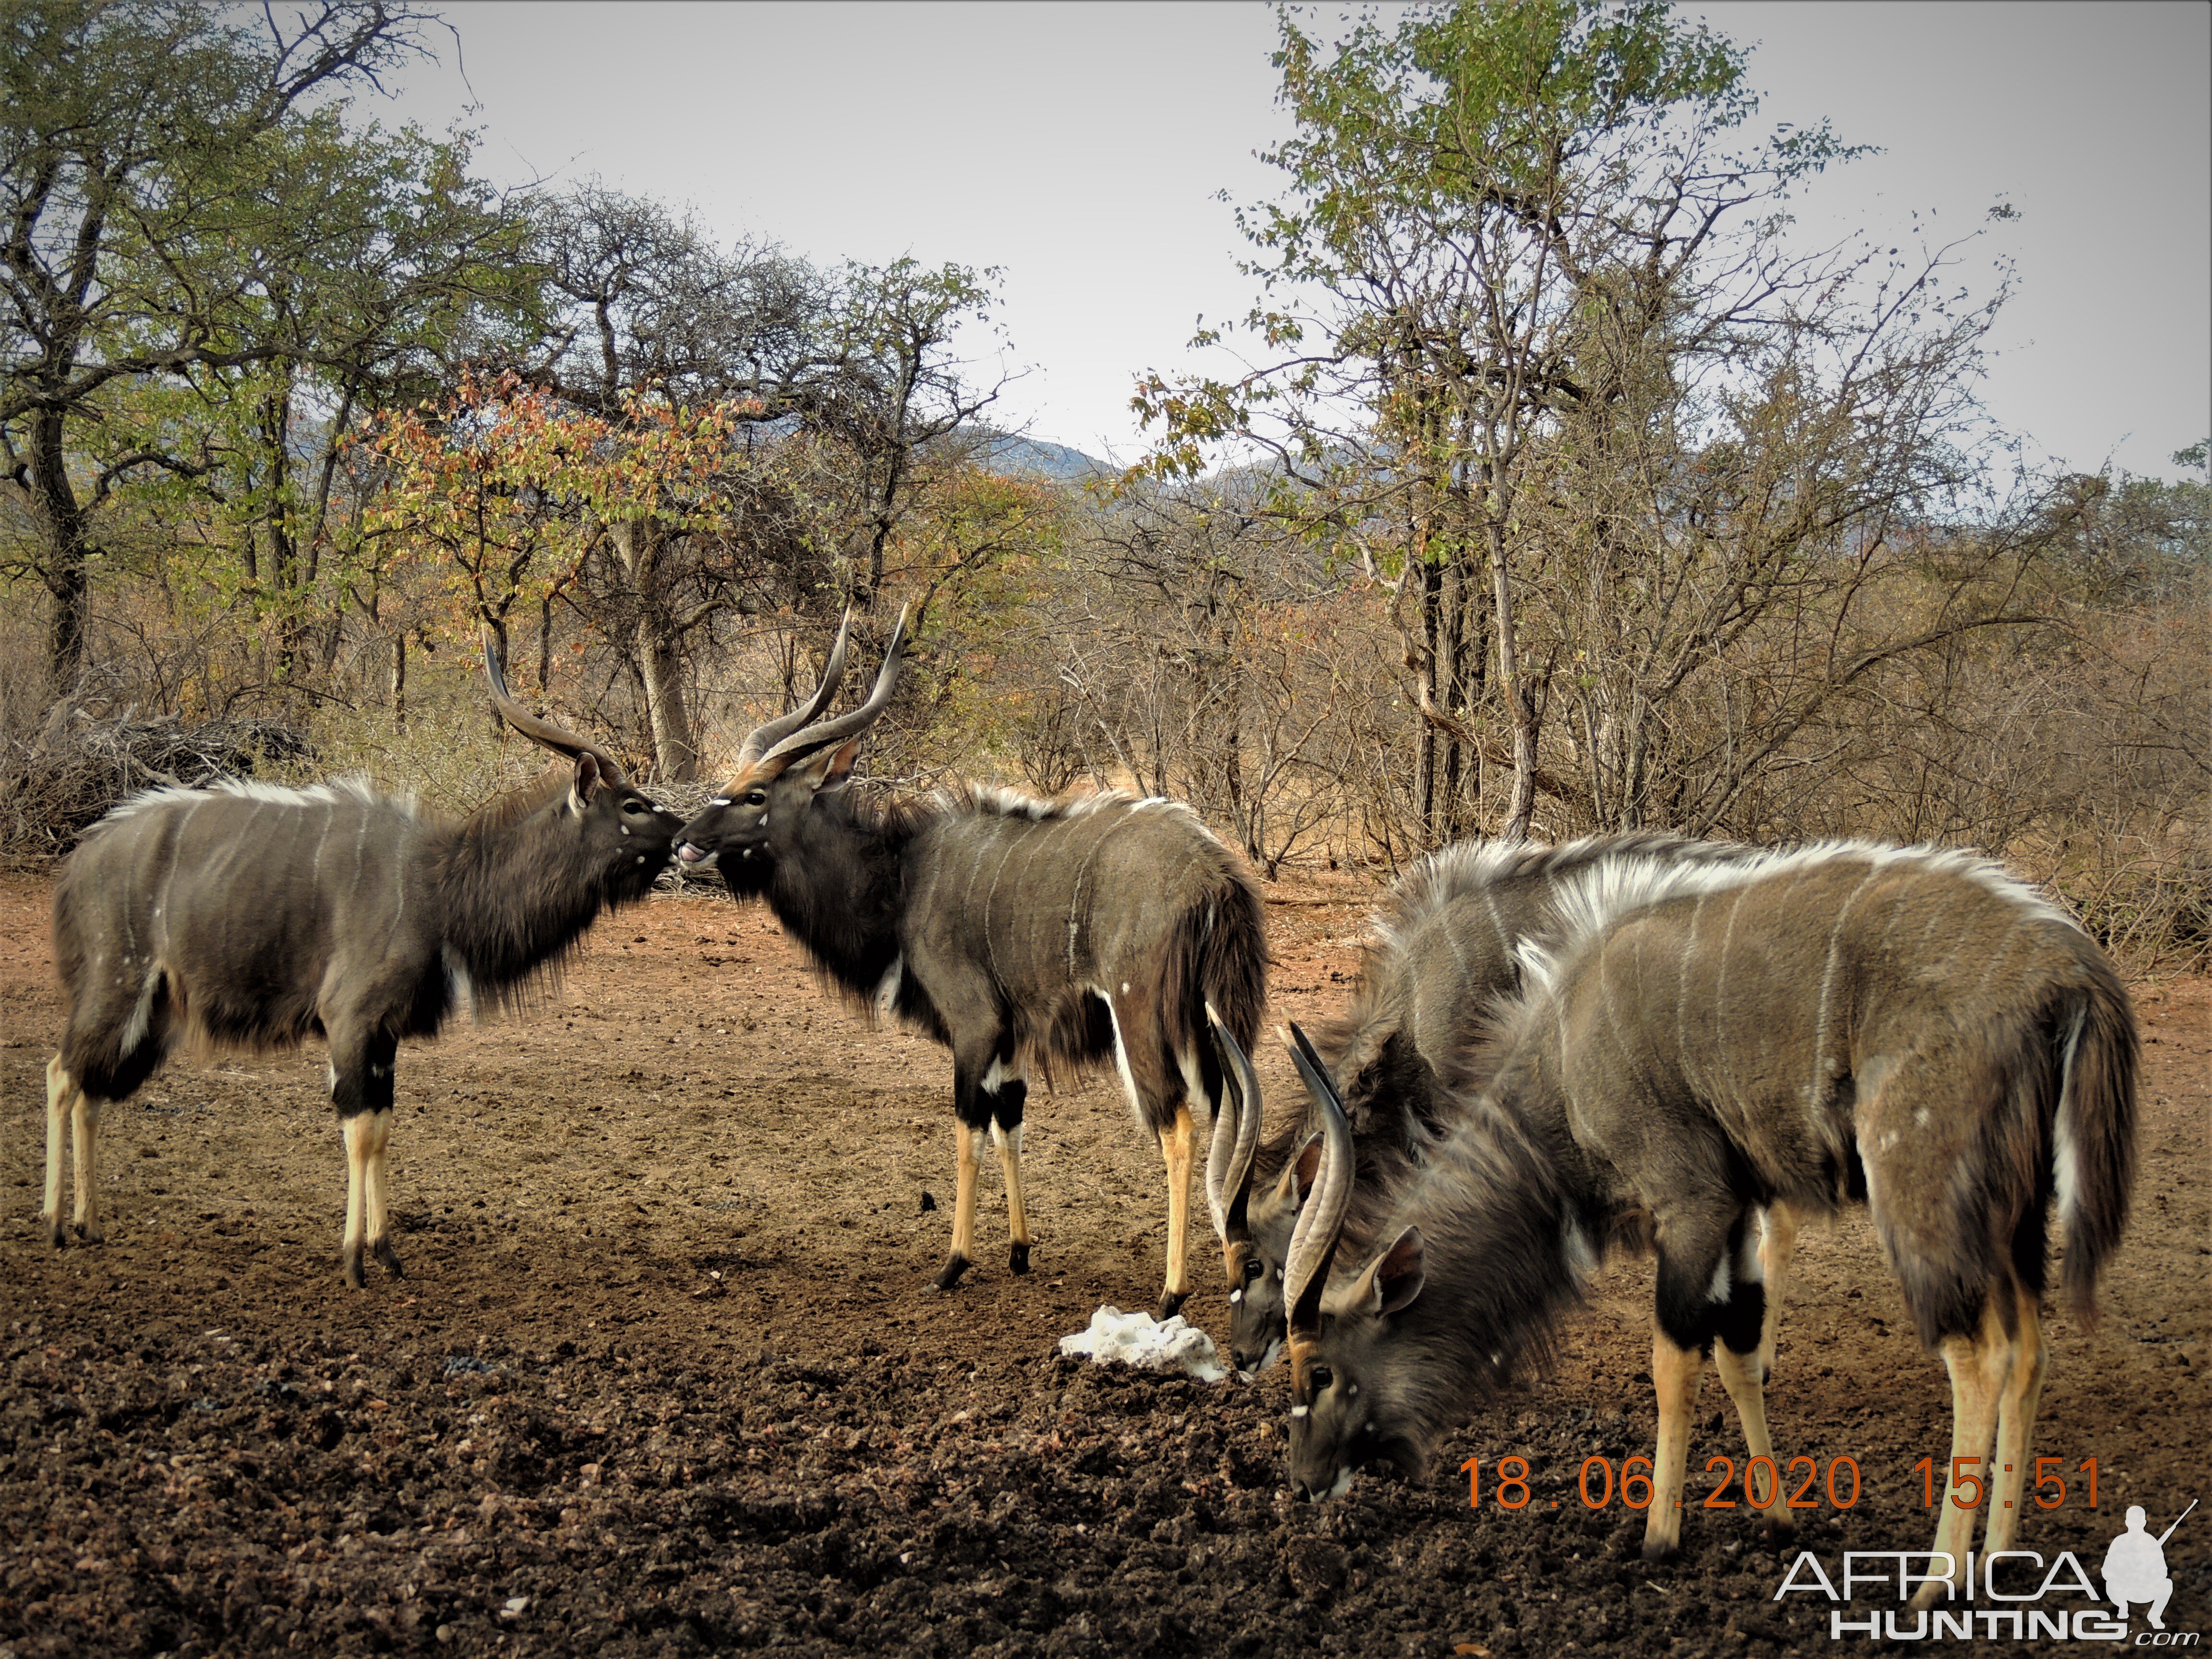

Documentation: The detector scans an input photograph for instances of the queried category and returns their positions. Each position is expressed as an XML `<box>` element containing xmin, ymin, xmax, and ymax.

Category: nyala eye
<box><xmin>1242</xmin><ymin>1258</ymin><xmax>1264</xmax><ymax>1282</ymax></box>
<box><xmin>1309</xmin><ymin>1365</ymin><xmax>1334</xmax><ymax>1394</ymax></box>
<box><xmin>744</xmin><ymin>790</ymin><xmax>768</xmax><ymax>806</ymax></box>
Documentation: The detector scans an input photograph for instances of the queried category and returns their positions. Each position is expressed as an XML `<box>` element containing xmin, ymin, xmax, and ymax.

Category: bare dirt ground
<box><xmin>0</xmin><ymin>866</ymin><xmax>2205</xmax><ymax>1658</ymax></box>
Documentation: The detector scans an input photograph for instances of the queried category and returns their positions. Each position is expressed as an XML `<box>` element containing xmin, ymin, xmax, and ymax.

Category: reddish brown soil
<box><xmin>0</xmin><ymin>868</ymin><xmax>2205</xmax><ymax>1657</ymax></box>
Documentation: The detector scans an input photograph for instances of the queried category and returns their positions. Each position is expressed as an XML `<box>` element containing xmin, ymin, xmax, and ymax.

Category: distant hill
<box><xmin>974</xmin><ymin>434</ymin><xmax>1112</xmax><ymax>482</ymax></box>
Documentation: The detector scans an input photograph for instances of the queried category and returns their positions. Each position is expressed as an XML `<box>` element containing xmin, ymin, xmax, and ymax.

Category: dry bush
<box><xmin>0</xmin><ymin>712</ymin><xmax>314</xmax><ymax>864</ymax></box>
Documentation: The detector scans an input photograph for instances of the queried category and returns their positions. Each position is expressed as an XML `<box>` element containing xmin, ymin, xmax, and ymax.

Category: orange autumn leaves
<box><xmin>358</xmin><ymin>371</ymin><xmax>763</xmax><ymax>651</ymax></box>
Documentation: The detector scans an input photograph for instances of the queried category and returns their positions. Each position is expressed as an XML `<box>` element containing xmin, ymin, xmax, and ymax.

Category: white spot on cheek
<box><xmin>709</xmin><ymin>797</ymin><xmax>730</xmax><ymax>807</ymax></box>
<box><xmin>1290</xmin><ymin>1404</ymin><xmax>1309</xmax><ymax>1419</ymax></box>
<box><xmin>1229</xmin><ymin>1288</ymin><xmax>1242</xmax><ymax>1305</ymax></box>
<box><xmin>758</xmin><ymin>813</ymin><xmax>769</xmax><ymax>827</ymax></box>
<box><xmin>620</xmin><ymin>824</ymin><xmax>631</xmax><ymax>836</ymax></box>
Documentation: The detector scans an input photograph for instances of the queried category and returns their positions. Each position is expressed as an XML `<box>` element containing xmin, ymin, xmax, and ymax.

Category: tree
<box><xmin>100</xmin><ymin>113</ymin><xmax>534</xmax><ymax>692</ymax></box>
<box><xmin>362</xmin><ymin>371</ymin><xmax>759</xmax><ymax>776</ymax></box>
<box><xmin>1139</xmin><ymin>0</ymin><xmax>1875</xmax><ymax>842</ymax></box>
<box><xmin>1142</xmin><ymin>0</ymin><xmax>2061</xmax><ymax>848</ymax></box>
<box><xmin>503</xmin><ymin>191</ymin><xmax>1016</xmax><ymax>772</ymax></box>
<box><xmin>0</xmin><ymin>0</ymin><xmax>488</xmax><ymax>698</ymax></box>
<box><xmin>806</xmin><ymin>258</ymin><xmax>1008</xmax><ymax>608</ymax></box>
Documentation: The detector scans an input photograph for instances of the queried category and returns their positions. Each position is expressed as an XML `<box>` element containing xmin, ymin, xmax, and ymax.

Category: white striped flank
<box><xmin>1807</xmin><ymin>866</ymin><xmax>1885</xmax><ymax>1112</ymax></box>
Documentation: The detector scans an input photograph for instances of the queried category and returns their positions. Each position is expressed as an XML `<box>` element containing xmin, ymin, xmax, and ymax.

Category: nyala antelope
<box><xmin>43</xmin><ymin>645</ymin><xmax>684</xmax><ymax>1285</ymax></box>
<box><xmin>1205</xmin><ymin>834</ymin><xmax>1783</xmax><ymax>1376</ymax></box>
<box><xmin>675</xmin><ymin>611</ymin><xmax>1268</xmax><ymax>1316</ymax></box>
<box><xmin>1277</xmin><ymin>844</ymin><xmax>2136</xmax><ymax>1605</ymax></box>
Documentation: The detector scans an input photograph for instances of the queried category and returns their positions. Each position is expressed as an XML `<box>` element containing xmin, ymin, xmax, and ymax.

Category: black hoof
<box><xmin>45</xmin><ymin>1217</ymin><xmax>64</xmax><ymax>1250</ymax></box>
<box><xmin>342</xmin><ymin>1250</ymin><xmax>366</xmax><ymax>1290</ymax></box>
<box><xmin>1641</xmin><ymin>1537</ymin><xmax>1679</xmax><ymax>1563</ymax></box>
<box><xmin>932</xmin><ymin>1253</ymin><xmax>971</xmax><ymax>1292</ymax></box>
<box><xmin>1156</xmin><ymin>1291</ymin><xmax>1189</xmax><ymax>1321</ymax></box>
<box><xmin>373</xmin><ymin>1238</ymin><xmax>405</xmax><ymax>1277</ymax></box>
<box><xmin>1009</xmin><ymin>1242</ymin><xmax>1031</xmax><ymax>1275</ymax></box>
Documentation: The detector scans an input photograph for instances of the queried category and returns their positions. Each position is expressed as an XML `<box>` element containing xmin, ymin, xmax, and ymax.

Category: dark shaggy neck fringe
<box><xmin>767</xmin><ymin>788</ymin><xmax>936</xmax><ymax>1029</ymax></box>
<box><xmin>436</xmin><ymin>791</ymin><xmax>620</xmax><ymax>1012</ymax></box>
<box><xmin>459</xmin><ymin>764</ymin><xmax>570</xmax><ymax>838</ymax></box>
<box><xmin>1378</xmin><ymin>1053</ymin><xmax>1591</xmax><ymax>1462</ymax></box>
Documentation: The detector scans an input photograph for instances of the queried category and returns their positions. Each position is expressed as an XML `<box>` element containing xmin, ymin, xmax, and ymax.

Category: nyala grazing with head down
<box><xmin>1277</xmin><ymin>844</ymin><xmax>2136</xmax><ymax>1607</ymax></box>
<box><xmin>1205</xmin><ymin>833</ymin><xmax>1784</xmax><ymax>1377</ymax></box>
<box><xmin>44</xmin><ymin>646</ymin><xmax>684</xmax><ymax>1286</ymax></box>
<box><xmin>675</xmin><ymin>611</ymin><xmax>1268</xmax><ymax>1317</ymax></box>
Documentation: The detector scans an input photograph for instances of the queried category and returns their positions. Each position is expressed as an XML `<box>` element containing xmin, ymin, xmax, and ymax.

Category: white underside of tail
<box><xmin>119</xmin><ymin>966</ymin><xmax>162</xmax><ymax>1056</ymax></box>
<box><xmin>1096</xmin><ymin>988</ymin><xmax>1147</xmax><ymax>1129</ymax></box>
<box><xmin>1176</xmin><ymin>1045</ymin><xmax>1213</xmax><ymax>1134</ymax></box>
<box><xmin>443</xmin><ymin>947</ymin><xmax>476</xmax><ymax>1021</ymax></box>
<box><xmin>2053</xmin><ymin>1004</ymin><xmax>2087</xmax><ymax>1231</ymax></box>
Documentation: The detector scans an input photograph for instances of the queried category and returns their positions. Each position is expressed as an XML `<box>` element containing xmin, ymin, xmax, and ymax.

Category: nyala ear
<box><xmin>1268</xmin><ymin>1133</ymin><xmax>1320</xmax><ymax>1213</ymax></box>
<box><xmin>569</xmin><ymin>752</ymin><xmax>604</xmax><ymax>813</ymax></box>
<box><xmin>793</xmin><ymin>735</ymin><xmax>865</xmax><ymax>793</ymax></box>
<box><xmin>819</xmin><ymin>735</ymin><xmax>864</xmax><ymax>791</ymax></box>
<box><xmin>1350</xmin><ymin>1226</ymin><xmax>1425</xmax><ymax>1318</ymax></box>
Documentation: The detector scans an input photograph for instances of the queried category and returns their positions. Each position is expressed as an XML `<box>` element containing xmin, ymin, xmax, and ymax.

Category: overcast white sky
<box><xmin>376</xmin><ymin>1</ymin><xmax>2211</xmax><ymax>481</ymax></box>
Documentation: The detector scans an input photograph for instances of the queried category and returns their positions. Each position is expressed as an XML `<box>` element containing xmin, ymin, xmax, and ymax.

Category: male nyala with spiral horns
<box><xmin>45</xmin><ymin>641</ymin><xmax>685</xmax><ymax>1286</ymax></box>
<box><xmin>1275</xmin><ymin>843</ymin><xmax>2135</xmax><ymax>1608</ymax></box>
<box><xmin>676</xmin><ymin>610</ymin><xmax>1267</xmax><ymax>1316</ymax></box>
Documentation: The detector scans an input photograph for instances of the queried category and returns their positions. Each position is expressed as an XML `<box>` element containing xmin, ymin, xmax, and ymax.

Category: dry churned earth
<box><xmin>0</xmin><ymin>867</ymin><xmax>2205</xmax><ymax>1658</ymax></box>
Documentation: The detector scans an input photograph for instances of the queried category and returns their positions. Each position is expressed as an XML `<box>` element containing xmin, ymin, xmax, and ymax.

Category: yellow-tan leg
<box><xmin>1913</xmin><ymin>1300</ymin><xmax>2013</xmax><ymax>1609</ymax></box>
<box><xmin>933</xmin><ymin>1120</ymin><xmax>980</xmax><ymax>1291</ymax></box>
<box><xmin>70</xmin><ymin>1087</ymin><xmax>105</xmax><ymax>1244</ymax></box>
<box><xmin>1756</xmin><ymin>1203</ymin><xmax>1797</xmax><ymax>1383</ymax></box>
<box><xmin>341</xmin><ymin>1113</ymin><xmax>373</xmax><ymax>1289</ymax></box>
<box><xmin>1643</xmin><ymin>1332</ymin><xmax>1705</xmax><ymax>1559</ymax></box>
<box><xmin>990</xmin><ymin>1119</ymin><xmax>1032</xmax><ymax>1274</ymax></box>
<box><xmin>361</xmin><ymin>1108</ymin><xmax>402</xmax><ymax>1277</ymax></box>
<box><xmin>44</xmin><ymin>1057</ymin><xmax>72</xmax><ymax>1248</ymax></box>
<box><xmin>1156</xmin><ymin>1102</ymin><xmax>1196</xmax><ymax>1320</ymax></box>
<box><xmin>1984</xmin><ymin>1287</ymin><xmax>2045</xmax><ymax>1553</ymax></box>
<box><xmin>1715</xmin><ymin>1342</ymin><xmax>1791</xmax><ymax>1536</ymax></box>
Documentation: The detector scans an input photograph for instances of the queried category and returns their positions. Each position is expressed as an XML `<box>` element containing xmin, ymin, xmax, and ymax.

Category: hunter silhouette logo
<box><xmin>2105</xmin><ymin>1502</ymin><xmax>2193</xmax><ymax>1632</ymax></box>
